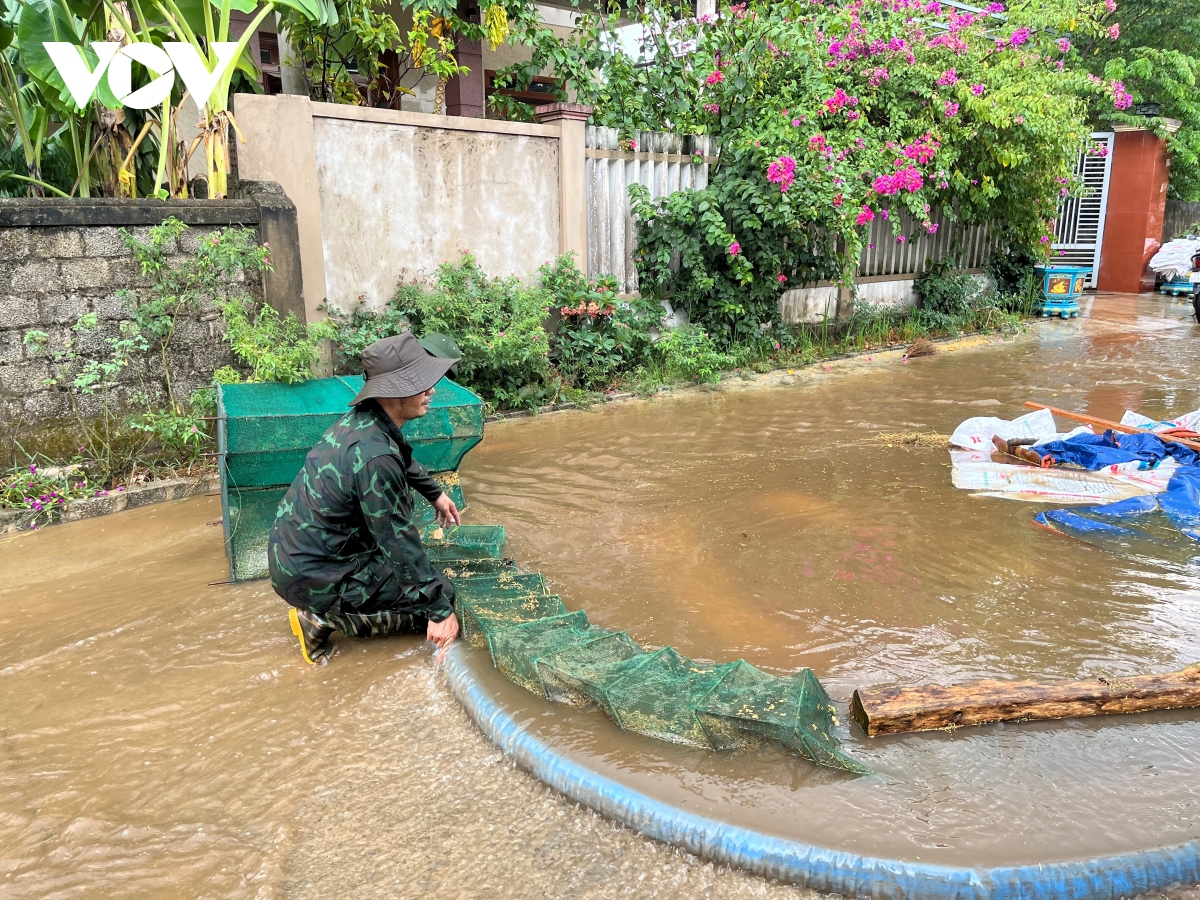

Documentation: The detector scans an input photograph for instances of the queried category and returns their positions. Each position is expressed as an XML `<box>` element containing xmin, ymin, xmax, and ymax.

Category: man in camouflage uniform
<box><xmin>269</xmin><ymin>333</ymin><xmax>462</xmax><ymax>664</ymax></box>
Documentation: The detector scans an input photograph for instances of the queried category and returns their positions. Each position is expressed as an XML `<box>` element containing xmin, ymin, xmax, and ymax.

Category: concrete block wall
<box><xmin>0</xmin><ymin>186</ymin><xmax>303</xmax><ymax>465</ymax></box>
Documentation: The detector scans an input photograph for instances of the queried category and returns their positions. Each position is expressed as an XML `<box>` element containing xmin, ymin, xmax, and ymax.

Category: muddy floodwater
<box><xmin>3</xmin><ymin>293</ymin><xmax>1200</xmax><ymax>898</ymax></box>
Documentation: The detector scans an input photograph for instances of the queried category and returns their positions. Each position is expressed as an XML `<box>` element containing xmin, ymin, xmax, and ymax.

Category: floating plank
<box><xmin>851</xmin><ymin>664</ymin><xmax>1200</xmax><ymax>736</ymax></box>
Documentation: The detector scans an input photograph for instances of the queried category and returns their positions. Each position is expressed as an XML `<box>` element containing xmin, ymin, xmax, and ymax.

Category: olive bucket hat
<box><xmin>350</xmin><ymin>332</ymin><xmax>459</xmax><ymax>405</ymax></box>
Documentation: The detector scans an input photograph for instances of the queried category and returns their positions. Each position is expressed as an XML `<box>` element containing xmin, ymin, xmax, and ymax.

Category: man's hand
<box><xmin>432</xmin><ymin>493</ymin><xmax>461</xmax><ymax>528</ymax></box>
<box><xmin>427</xmin><ymin>613</ymin><xmax>459</xmax><ymax>651</ymax></box>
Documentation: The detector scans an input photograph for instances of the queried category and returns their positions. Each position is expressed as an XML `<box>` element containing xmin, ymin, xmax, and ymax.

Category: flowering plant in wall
<box><xmin>623</xmin><ymin>0</ymin><xmax>1114</xmax><ymax>345</ymax></box>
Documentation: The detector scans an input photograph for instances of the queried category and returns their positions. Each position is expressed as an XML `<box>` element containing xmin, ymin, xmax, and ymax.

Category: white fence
<box><xmin>585</xmin><ymin>127</ymin><xmax>996</xmax><ymax>297</ymax></box>
<box><xmin>585</xmin><ymin>126</ymin><xmax>717</xmax><ymax>292</ymax></box>
<box><xmin>858</xmin><ymin>206</ymin><xmax>995</xmax><ymax>277</ymax></box>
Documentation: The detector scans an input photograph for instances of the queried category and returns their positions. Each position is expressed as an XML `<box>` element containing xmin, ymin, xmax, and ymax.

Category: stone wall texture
<box><xmin>0</xmin><ymin>188</ymin><xmax>303</xmax><ymax>466</ymax></box>
<box><xmin>0</xmin><ymin>221</ymin><xmax>255</xmax><ymax>461</ymax></box>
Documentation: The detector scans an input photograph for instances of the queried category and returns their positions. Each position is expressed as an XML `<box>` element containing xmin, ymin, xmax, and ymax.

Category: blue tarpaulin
<box><xmin>1032</xmin><ymin>429</ymin><xmax>1200</xmax><ymax>470</ymax></box>
<box><xmin>1035</xmin><ymin>432</ymin><xmax>1200</xmax><ymax>556</ymax></box>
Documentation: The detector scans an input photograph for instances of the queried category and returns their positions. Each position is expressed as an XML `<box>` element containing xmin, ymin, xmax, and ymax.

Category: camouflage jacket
<box><xmin>268</xmin><ymin>401</ymin><xmax>454</xmax><ymax>620</ymax></box>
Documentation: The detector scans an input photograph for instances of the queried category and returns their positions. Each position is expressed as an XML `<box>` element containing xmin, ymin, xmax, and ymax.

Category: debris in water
<box><xmin>875</xmin><ymin>431</ymin><xmax>951</xmax><ymax>449</ymax></box>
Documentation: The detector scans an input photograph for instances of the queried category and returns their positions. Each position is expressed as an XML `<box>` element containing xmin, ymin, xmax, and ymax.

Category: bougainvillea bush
<box><xmin>591</xmin><ymin>0</ymin><xmax>1120</xmax><ymax>345</ymax></box>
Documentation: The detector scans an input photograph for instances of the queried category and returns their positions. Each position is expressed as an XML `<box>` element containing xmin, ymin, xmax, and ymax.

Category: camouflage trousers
<box><xmin>321</xmin><ymin>608</ymin><xmax>427</xmax><ymax>638</ymax></box>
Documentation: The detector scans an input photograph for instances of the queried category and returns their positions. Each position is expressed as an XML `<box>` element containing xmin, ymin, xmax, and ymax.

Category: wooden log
<box><xmin>851</xmin><ymin>663</ymin><xmax>1200</xmax><ymax>736</ymax></box>
<box><xmin>1024</xmin><ymin>402</ymin><xmax>1200</xmax><ymax>453</ymax></box>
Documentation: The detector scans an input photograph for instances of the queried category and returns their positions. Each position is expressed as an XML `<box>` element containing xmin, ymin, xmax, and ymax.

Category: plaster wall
<box><xmin>310</xmin><ymin>110</ymin><xmax>562</xmax><ymax>312</ymax></box>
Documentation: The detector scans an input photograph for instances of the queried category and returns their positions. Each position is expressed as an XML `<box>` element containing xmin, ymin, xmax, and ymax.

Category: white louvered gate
<box><xmin>1053</xmin><ymin>132</ymin><xmax>1114</xmax><ymax>287</ymax></box>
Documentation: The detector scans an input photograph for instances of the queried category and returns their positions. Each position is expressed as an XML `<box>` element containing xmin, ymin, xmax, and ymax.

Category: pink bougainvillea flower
<box><xmin>777</xmin><ymin>273</ymin><xmax>788</xmax><ymax>283</ymax></box>
<box><xmin>970</xmin><ymin>83</ymin><xmax>985</xmax><ymax>96</ymax></box>
<box><xmin>1014</xmin><ymin>115</ymin><xmax>1025</xmax><ymax>123</ymax></box>
<box><xmin>833</xmin><ymin>193</ymin><xmax>844</xmax><ymax>207</ymax></box>
<box><xmin>1111</xmin><ymin>79</ymin><xmax>1133</xmax><ymax>109</ymax></box>
<box><xmin>926</xmin><ymin>222</ymin><xmax>939</xmax><ymax>234</ymax></box>
<box><xmin>936</xmin><ymin>68</ymin><xmax>958</xmax><ymax>86</ymax></box>
<box><xmin>1107</xmin><ymin>22</ymin><xmax>1120</xmax><ymax>39</ymax></box>
<box><xmin>1009</xmin><ymin>27</ymin><xmax>1031</xmax><ymax>46</ymax></box>
<box><xmin>728</xmin><ymin>241</ymin><xmax>741</xmax><ymax>256</ymax></box>
<box><xmin>855</xmin><ymin>205</ymin><xmax>875</xmax><ymax>225</ymax></box>
<box><xmin>1040</xmin><ymin>235</ymin><xmax>1050</xmax><ymax>243</ymax></box>
<box><xmin>944</xmin><ymin>101</ymin><xmax>960</xmax><ymax>117</ymax></box>
<box><xmin>792</xmin><ymin>119</ymin><xmax>801</xmax><ymax>126</ymax></box>
<box><xmin>767</xmin><ymin>155</ymin><xmax>797</xmax><ymax>192</ymax></box>
<box><xmin>704</xmin><ymin>103</ymin><xmax>721</xmax><ymax>114</ymax></box>
<box><xmin>897</xmin><ymin>235</ymin><xmax>906</xmax><ymax>243</ymax></box>
<box><xmin>706</xmin><ymin>70</ymin><xmax>725</xmax><ymax>85</ymax></box>
<box><xmin>1105</xmin><ymin>0</ymin><xmax>1116</xmax><ymax>10</ymax></box>
<box><xmin>1057</xmin><ymin>38</ymin><xmax>1071</xmax><ymax>53</ymax></box>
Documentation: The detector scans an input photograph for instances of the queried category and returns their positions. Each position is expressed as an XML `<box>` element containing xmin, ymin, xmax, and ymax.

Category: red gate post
<box><xmin>1096</xmin><ymin>123</ymin><xmax>1179</xmax><ymax>293</ymax></box>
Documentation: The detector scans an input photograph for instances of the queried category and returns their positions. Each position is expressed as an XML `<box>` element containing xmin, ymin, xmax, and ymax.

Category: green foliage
<box><xmin>218</xmin><ymin>298</ymin><xmax>338</xmax><ymax>384</ymax></box>
<box><xmin>1</xmin><ymin>0</ymin><xmax>334</xmax><ymax>200</ymax></box>
<box><xmin>540</xmin><ymin>254</ymin><xmax>661</xmax><ymax>390</ymax></box>
<box><xmin>1073</xmin><ymin>0</ymin><xmax>1200</xmax><ymax>200</ymax></box>
<box><xmin>610</xmin><ymin>0</ymin><xmax>1110</xmax><ymax>343</ymax></box>
<box><xmin>389</xmin><ymin>253</ymin><xmax>554</xmax><ymax>409</ymax></box>
<box><xmin>914</xmin><ymin>259</ymin><xmax>978</xmax><ymax>317</ymax></box>
<box><xmin>649</xmin><ymin>324</ymin><xmax>736</xmax><ymax>385</ymax></box>
<box><xmin>282</xmin><ymin>0</ymin><xmax>406</xmax><ymax>105</ymax></box>
<box><xmin>120</xmin><ymin>218</ymin><xmax>268</xmax><ymax>410</ymax></box>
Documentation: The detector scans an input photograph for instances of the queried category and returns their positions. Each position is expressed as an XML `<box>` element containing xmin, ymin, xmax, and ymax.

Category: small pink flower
<box><xmin>791</xmin><ymin>119</ymin><xmax>801</xmax><ymax>127</ymax></box>
<box><xmin>777</xmin><ymin>273</ymin><xmax>787</xmax><ymax>283</ymax></box>
<box><xmin>897</xmin><ymin>235</ymin><xmax>906</xmax><ymax>243</ymax></box>
<box><xmin>937</xmin><ymin>68</ymin><xmax>958</xmax><ymax>86</ymax></box>
<box><xmin>944</xmin><ymin>101</ymin><xmax>960</xmax><ymax>117</ymax></box>
<box><xmin>628</xmin><ymin>139</ymin><xmax>638</xmax><ymax>150</ymax></box>
<box><xmin>1057</xmin><ymin>38</ymin><xmax>1071</xmax><ymax>53</ymax></box>
<box><xmin>1107</xmin><ymin>22</ymin><xmax>1120</xmax><ymax>39</ymax></box>
<box><xmin>706</xmin><ymin>70</ymin><xmax>724</xmax><ymax>85</ymax></box>
<box><xmin>926</xmin><ymin>223</ymin><xmax>939</xmax><ymax>234</ymax></box>
<box><xmin>970</xmin><ymin>83</ymin><xmax>985</xmax><ymax>96</ymax></box>
<box><xmin>728</xmin><ymin>241</ymin><xmax>741</xmax><ymax>256</ymax></box>
<box><xmin>1040</xmin><ymin>236</ymin><xmax>1050</xmax><ymax>243</ymax></box>
<box><xmin>1105</xmin><ymin>0</ymin><xmax>1116</xmax><ymax>10</ymax></box>
<box><xmin>855</xmin><ymin>205</ymin><xmax>875</xmax><ymax>225</ymax></box>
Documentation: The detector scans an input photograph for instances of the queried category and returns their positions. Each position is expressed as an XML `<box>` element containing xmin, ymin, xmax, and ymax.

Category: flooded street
<box><xmin>3</xmin><ymin>293</ymin><xmax>1200</xmax><ymax>896</ymax></box>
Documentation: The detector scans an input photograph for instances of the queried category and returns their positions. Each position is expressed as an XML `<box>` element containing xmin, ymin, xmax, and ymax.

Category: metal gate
<box><xmin>1053</xmin><ymin>131</ymin><xmax>1115</xmax><ymax>287</ymax></box>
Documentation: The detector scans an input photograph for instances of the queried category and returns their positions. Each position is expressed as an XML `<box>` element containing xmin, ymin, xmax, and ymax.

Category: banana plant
<box><xmin>145</xmin><ymin>0</ymin><xmax>337</xmax><ymax>197</ymax></box>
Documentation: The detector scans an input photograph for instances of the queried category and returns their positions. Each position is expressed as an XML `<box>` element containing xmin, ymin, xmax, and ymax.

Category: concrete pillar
<box><xmin>445</xmin><ymin>4</ymin><xmax>485</xmax><ymax>118</ymax></box>
<box><xmin>230</xmin><ymin>93</ymin><xmax>327</xmax><ymax>324</ymax></box>
<box><xmin>535</xmin><ymin>102</ymin><xmax>592</xmax><ymax>267</ymax></box>
<box><xmin>1096</xmin><ymin>124</ymin><xmax>1177</xmax><ymax>293</ymax></box>
<box><xmin>238</xmin><ymin>181</ymin><xmax>306</xmax><ymax>323</ymax></box>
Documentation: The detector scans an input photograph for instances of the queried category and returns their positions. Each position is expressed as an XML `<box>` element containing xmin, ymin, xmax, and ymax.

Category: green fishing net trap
<box><xmin>432</xmin><ymin>524</ymin><xmax>872</xmax><ymax>774</ymax></box>
<box><xmin>216</xmin><ymin>376</ymin><xmax>484</xmax><ymax>581</ymax></box>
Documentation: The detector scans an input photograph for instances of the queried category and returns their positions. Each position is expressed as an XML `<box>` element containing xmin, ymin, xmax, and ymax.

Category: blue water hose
<box><xmin>442</xmin><ymin>645</ymin><xmax>1200</xmax><ymax>900</ymax></box>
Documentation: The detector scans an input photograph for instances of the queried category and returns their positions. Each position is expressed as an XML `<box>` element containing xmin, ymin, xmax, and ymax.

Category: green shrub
<box><xmin>540</xmin><ymin>254</ymin><xmax>661</xmax><ymax>390</ymax></box>
<box><xmin>218</xmin><ymin>299</ymin><xmax>338</xmax><ymax>385</ymax></box>
<box><xmin>914</xmin><ymin>259</ymin><xmax>979</xmax><ymax>317</ymax></box>
<box><xmin>653</xmin><ymin>324</ymin><xmax>736</xmax><ymax>385</ymax></box>
<box><xmin>390</xmin><ymin>254</ymin><xmax>554</xmax><ymax>409</ymax></box>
